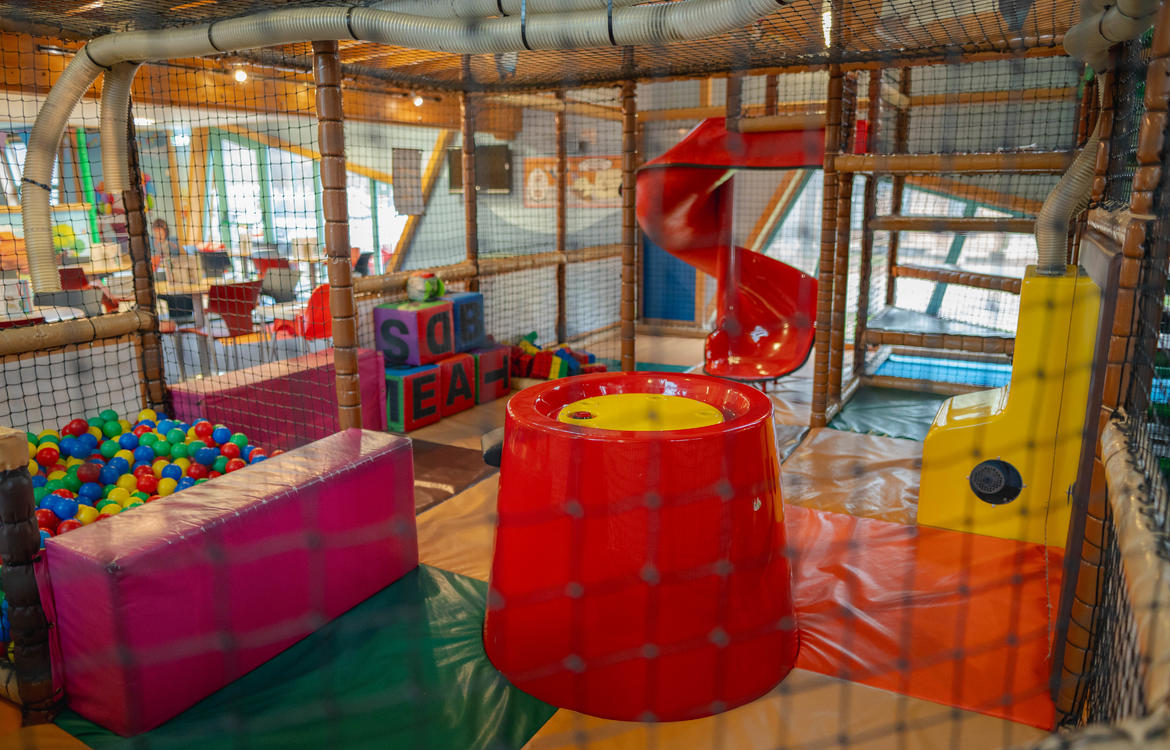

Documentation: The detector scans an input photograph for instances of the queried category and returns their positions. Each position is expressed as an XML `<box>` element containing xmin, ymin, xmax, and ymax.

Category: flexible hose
<box><xmin>98</xmin><ymin>63</ymin><xmax>141</xmax><ymax>197</ymax></box>
<box><xmin>374</xmin><ymin>0</ymin><xmax>646</xmax><ymax>18</ymax></box>
<box><xmin>26</xmin><ymin>0</ymin><xmax>785</xmax><ymax>291</ymax></box>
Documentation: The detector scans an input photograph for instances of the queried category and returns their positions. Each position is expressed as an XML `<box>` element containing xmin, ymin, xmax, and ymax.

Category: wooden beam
<box><xmin>871</xmin><ymin>216</ymin><xmax>1037</xmax><ymax>233</ymax></box>
<box><xmin>910</xmin><ymin>86</ymin><xmax>1077</xmax><ymax>107</ymax></box>
<box><xmin>213</xmin><ymin>123</ymin><xmax>396</xmax><ymax>185</ymax></box>
<box><xmin>181</xmin><ymin>126</ymin><xmax>209</xmax><ymax>245</ymax></box>
<box><xmin>890</xmin><ymin>263</ymin><xmax>1023</xmax><ymax>293</ymax></box>
<box><xmin>490</xmin><ymin>92</ymin><xmax>623</xmax><ymax>121</ymax></box>
<box><xmin>835</xmin><ymin>151</ymin><xmax>1074</xmax><ymax>174</ymax></box>
<box><xmin>388</xmin><ymin>129</ymin><xmax>456</xmax><ymax>272</ymax></box>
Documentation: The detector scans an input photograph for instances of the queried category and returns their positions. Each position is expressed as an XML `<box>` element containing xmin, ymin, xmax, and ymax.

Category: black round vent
<box><xmin>969</xmin><ymin>459</ymin><xmax>1023</xmax><ymax>505</ymax></box>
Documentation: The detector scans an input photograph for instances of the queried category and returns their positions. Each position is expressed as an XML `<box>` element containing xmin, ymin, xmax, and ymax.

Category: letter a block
<box><xmin>374</xmin><ymin>300</ymin><xmax>454</xmax><ymax>367</ymax></box>
<box><xmin>442</xmin><ymin>292</ymin><xmax>486</xmax><ymax>352</ymax></box>
<box><xmin>386</xmin><ymin>365</ymin><xmax>442</xmax><ymax>432</ymax></box>
<box><xmin>472</xmin><ymin>345</ymin><xmax>511</xmax><ymax>404</ymax></box>
<box><xmin>438</xmin><ymin>354</ymin><xmax>476</xmax><ymax>417</ymax></box>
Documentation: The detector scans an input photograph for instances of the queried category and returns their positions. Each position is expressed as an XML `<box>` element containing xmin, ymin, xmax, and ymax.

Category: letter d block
<box><xmin>442</xmin><ymin>292</ymin><xmax>486</xmax><ymax>352</ymax></box>
<box><xmin>374</xmin><ymin>300</ymin><xmax>454</xmax><ymax>367</ymax></box>
<box><xmin>472</xmin><ymin>345</ymin><xmax>511</xmax><ymax>404</ymax></box>
<box><xmin>386</xmin><ymin>365</ymin><xmax>441</xmax><ymax>432</ymax></box>
<box><xmin>438</xmin><ymin>354</ymin><xmax>476</xmax><ymax>417</ymax></box>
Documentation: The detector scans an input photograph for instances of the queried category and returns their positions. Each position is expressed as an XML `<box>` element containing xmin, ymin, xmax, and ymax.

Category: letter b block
<box><xmin>472</xmin><ymin>345</ymin><xmax>511</xmax><ymax>404</ymax></box>
<box><xmin>386</xmin><ymin>365</ymin><xmax>442</xmax><ymax>432</ymax></box>
<box><xmin>374</xmin><ymin>300</ymin><xmax>454</xmax><ymax>367</ymax></box>
<box><xmin>442</xmin><ymin>292</ymin><xmax>486</xmax><ymax>352</ymax></box>
<box><xmin>438</xmin><ymin>354</ymin><xmax>476</xmax><ymax>417</ymax></box>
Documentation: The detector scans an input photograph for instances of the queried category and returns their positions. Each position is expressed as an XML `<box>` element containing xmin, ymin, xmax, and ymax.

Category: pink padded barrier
<box><xmin>169</xmin><ymin>348</ymin><xmax>387</xmax><ymax>451</ymax></box>
<box><xmin>39</xmin><ymin>429</ymin><xmax>417</xmax><ymax>736</ymax></box>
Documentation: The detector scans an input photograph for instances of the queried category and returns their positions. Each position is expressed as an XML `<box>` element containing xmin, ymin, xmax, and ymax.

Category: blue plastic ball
<box><xmin>118</xmin><ymin>433</ymin><xmax>139</xmax><ymax>450</ymax></box>
<box><xmin>194</xmin><ymin>447</ymin><xmax>219</xmax><ymax>466</ymax></box>
<box><xmin>132</xmin><ymin>446</ymin><xmax>154</xmax><ymax>464</ymax></box>
<box><xmin>136</xmin><ymin>419</ymin><xmax>156</xmax><ymax>429</ymax></box>
<box><xmin>79</xmin><ymin>482</ymin><xmax>103</xmax><ymax>502</ymax></box>
<box><xmin>250</xmin><ymin>455</ymin><xmax>267</xmax><ymax>464</ymax></box>
<box><xmin>156</xmin><ymin>419</ymin><xmax>175</xmax><ymax>434</ymax></box>
<box><xmin>108</xmin><ymin>456</ymin><xmax>130</xmax><ymax>474</ymax></box>
<box><xmin>32</xmin><ymin>475</ymin><xmax>46</xmax><ymax>488</ymax></box>
<box><xmin>99</xmin><ymin>465</ymin><xmax>122</xmax><ymax>486</ymax></box>
<box><xmin>58</xmin><ymin>436</ymin><xmax>80</xmax><ymax>458</ymax></box>
<box><xmin>79</xmin><ymin>433</ymin><xmax>99</xmax><ymax>452</ymax></box>
<box><xmin>50</xmin><ymin>496</ymin><xmax>78</xmax><ymax>520</ymax></box>
<box><xmin>161</xmin><ymin>464</ymin><xmax>183</xmax><ymax>481</ymax></box>
<box><xmin>38</xmin><ymin>529</ymin><xmax>51</xmax><ymax>549</ymax></box>
<box><xmin>211</xmin><ymin>426</ymin><xmax>231</xmax><ymax>445</ymax></box>
<box><xmin>241</xmin><ymin>445</ymin><xmax>254</xmax><ymax>460</ymax></box>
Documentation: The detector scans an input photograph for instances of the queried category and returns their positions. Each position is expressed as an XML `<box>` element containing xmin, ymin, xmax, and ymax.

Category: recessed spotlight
<box><xmin>413</xmin><ymin>95</ymin><xmax>424</xmax><ymax>107</ymax></box>
<box><xmin>234</xmin><ymin>69</ymin><xmax>248</xmax><ymax>83</ymax></box>
<box><xmin>133</xmin><ymin>117</ymin><xmax>154</xmax><ymax>126</ymax></box>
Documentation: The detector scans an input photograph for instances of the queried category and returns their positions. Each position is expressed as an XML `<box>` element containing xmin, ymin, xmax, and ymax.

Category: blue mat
<box><xmin>873</xmin><ymin>354</ymin><xmax>1011</xmax><ymax>389</ymax></box>
<box><xmin>596</xmin><ymin>359</ymin><xmax>694</xmax><ymax>373</ymax></box>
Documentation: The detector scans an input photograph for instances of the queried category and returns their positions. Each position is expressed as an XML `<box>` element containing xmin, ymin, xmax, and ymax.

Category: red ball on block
<box><xmin>385</xmin><ymin>365</ymin><xmax>442</xmax><ymax>432</ymax></box>
<box><xmin>472</xmin><ymin>345</ymin><xmax>511</xmax><ymax>404</ymax></box>
<box><xmin>438</xmin><ymin>354</ymin><xmax>476</xmax><ymax>417</ymax></box>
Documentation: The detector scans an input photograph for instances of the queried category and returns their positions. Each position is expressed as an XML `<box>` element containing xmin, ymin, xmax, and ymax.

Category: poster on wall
<box><xmin>523</xmin><ymin>156</ymin><xmax>622</xmax><ymax>208</ymax></box>
<box><xmin>392</xmin><ymin>148</ymin><xmax>424</xmax><ymax>215</ymax></box>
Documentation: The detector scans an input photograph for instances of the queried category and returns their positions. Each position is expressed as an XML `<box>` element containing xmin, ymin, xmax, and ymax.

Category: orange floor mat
<box><xmin>786</xmin><ymin>504</ymin><xmax>1062</xmax><ymax>730</ymax></box>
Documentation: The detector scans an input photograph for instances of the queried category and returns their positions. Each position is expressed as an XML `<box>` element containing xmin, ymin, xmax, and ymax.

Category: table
<box><xmin>155</xmin><ymin>279</ymin><xmax>212</xmax><ymax>374</ymax></box>
<box><xmin>169</xmin><ymin>348</ymin><xmax>387</xmax><ymax>451</ymax></box>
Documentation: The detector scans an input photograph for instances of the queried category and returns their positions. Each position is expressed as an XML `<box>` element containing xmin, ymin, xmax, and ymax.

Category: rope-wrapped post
<box><xmin>462</xmin><ymin>56</ymin><xmax>480</xmax><ymax>292</ymax></box>
<box><xmin>555</xmin><ymin>90</ymin><xmax>568</xmax><ymax>343</ymax></box>
<box><xmin>0</xmin><ymin>427</ymin><xmax>57</xmax><ymax>723</ymax></box>
<box><xmin>852</xmin><ymin>70</ymin><xmax>882</xmax><ymax>379</ymax></box>
<box><xmin>885</xmin><ymin>67</ymin><xmax>912</xmax><ymax>307</ymax></box>
<box><xmin>828</xmin><ymin>73</ymin><xmax>858</xmax><ymax>403</ymax></box>
<box><xmin>312</xmin><ymin>40</ymin><xmax>362</xmax><ymax>432</ymax></box>
<box><xmin>764</xmin><ymin>74</ymin><xmax>779</xmax><ymax>116</ymax></box>
<box><xmin>810</xmin><ymin>64</ymin><xmax>844</xmax><ymax>427</ymax></box>
<box><xmin>123</xmin><ymin>108</ymin><xmax>168</xmax><ymax>414</ymax></box>
<box><xmin>620</xmin><ymin>73</ymin><xmax>638</xmax><ymax>372</ymax></box>
<box><xmin>725</xmin><ymin>73</ymin><xmax>743</xmax><ymax>133</ymax></box>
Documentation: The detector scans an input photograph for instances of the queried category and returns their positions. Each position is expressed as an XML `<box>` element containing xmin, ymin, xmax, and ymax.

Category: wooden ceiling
<box><xmin>1</xmin><ymin>0</ymin><xmax>1079</xmax><ymax>91</ymax></box>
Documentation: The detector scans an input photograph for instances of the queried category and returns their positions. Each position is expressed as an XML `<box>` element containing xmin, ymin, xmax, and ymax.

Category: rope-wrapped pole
<box><xmin>810</xmin><ymin>64</ymin><xmax>844</xmax><ymax>427</ymax></box>
<box><xmin>852</xmin><ymin>70</ymin><xmax>882</xmax><ymax>379</ymax></box>
<box><xmin>462</xmin><ymin>55</ymin><xmax>480</xmax><ymax>292</ymax></box>
<box><xmin>555</xmin><ymin>90</ymin><xmax>568</xmax><ymax>343</ymax></box>
<box><xmin>313</xmin><ymin>40</ymin><xmax>361</xmax><ymax>431</ymax></box>
<box><xmin>620</xmin><ymin>72</ymin><xmax>637</xmax><ymax>371</ymax></box>
<box><xmin>0</xmin><ymin>427</ymin><xmax>57</xmax><ymax>723</ymax></box>
<box><xmin>885</xmin><ymin>67</ymin><xmax>912</xmax><ymax>306</ymax></box>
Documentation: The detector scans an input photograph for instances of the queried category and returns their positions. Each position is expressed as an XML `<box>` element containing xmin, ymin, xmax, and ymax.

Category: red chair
<box><xmin>58</xmin><ymin>267</ymin><xmax>118</xmax><ymax>313</ymax></box>
<box><xmin>176</xmin><ymin>281</ymin><xmax>263</xmax><ymax>374</ymax></box>
<box><xmin>272</xmin><ymin>283</ymin><xmax>331</xmax><ymax>346</ymax></box>
<box><xmin>252</xmin><ymin>256</ymin><xmax>291</xmax><ymax>279</ymax></box>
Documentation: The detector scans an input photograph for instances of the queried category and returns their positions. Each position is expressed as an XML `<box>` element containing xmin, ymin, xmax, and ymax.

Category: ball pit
<box><xmin>23</xmin><ymin>409</ymin><xmax>282</xmax><ymax>550</ymax></box>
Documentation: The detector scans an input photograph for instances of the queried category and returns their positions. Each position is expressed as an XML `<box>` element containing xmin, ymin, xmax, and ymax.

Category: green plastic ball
<box><xmin>212</xmin><ymin>456</ymin><xmax>228</xmax><ymax>474</ymax></box>
<box><xmin>38</xmin><ymin>434</ymin><xmax>60</xmax><ymax>445</ymax></box>
<box><xmin>169</xmin><ymin>443</ymin><xmax>188</xmax><ymax>459</ymax></box>
<box><xmin>45</xmin><ymin>479</ymin><xmax>65</xmax><ymax>492</ymax></box>
<box><xmin>102</xmin><ymin>420</ymin><xmax>123</xmax><ymax>438</ymax></box>
<box><xmin>229</xmin><ymin>433</ymin><xmax>247</xmax><ymax>448</ymax></box>
<box><xmin>195</xmin><ymin>478</ymin><xmax>208</xmax><ymax>484</ymax></box>
<box><xmin>152</xmin><ymin>442</ymin><xmax>172</xmax><ymax>458</ymax></box>
<box><xmin>125</xmin><ymin>501</ymin><xmax>144</xmax><ymax>510</ymax></box>
<box><xmin>99</xmin><ymin>409</ymin><xmax>118</xmax><ymax>422</ymax></box>
<box><xmin>25</xmin><ymin>432</ymin><xmax>37</xmax><ymax>444</ymax></box>
<box><xmin>166</xmin><ymin>428</ymin><xmax>186</xmax><ymax>444</ymax></box>
<box><xmin>87</xmin><ymin>417</ymin><xmax>104</xmax><ymax>428</ymax></box>
<box><xmin>100</xmin><ymin>441</ymin><xmax>119</xmax><ymax>459</ymax></box>
<box><xmin>96</xmin><ymin>499</ymin><xmax>117</xmax><ymax>512</ymax></box>
<box><xmin>140</xmin><ymin>433</ymin><xmax>159</xmax><ymax>447</ymax></box>
<box><xmin>63</xmin><ymin>475</ymin><xmax>81</xmax><ymax>492</ymax></box>
<box><xmin>103</xmin><ymin>484</ymin><xmax>114</xmax><ymax>497</ymax></box>
<box><xmin>131</xmin><ymin>491</ymin><xmax>149</xmax><ymax>501</ymax></box>
<box><xmin>66</xmin><ymin>465</ymin><xmax>80</xmax><ymax>476</ymax></box>
<box><xmin>33</xmin><ymin>487</ymin><xmax>48</xmax><ymax>502</ymax></box>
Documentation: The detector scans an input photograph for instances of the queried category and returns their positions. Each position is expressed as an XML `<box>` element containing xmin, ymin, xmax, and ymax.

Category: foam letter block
<box><xmin>442</xmin><ymin>292</ymin><xmax>486</xmax><ymax>352</ymax></box>
<box><xmin>374</xmin><ymin>300</ymin><xmax>454</xmax><ymax>366</ymax></box>
<box><xmin>472</xmin><ymin>345</ymin><xmax>511</xmax><ymax>403</ymax></box>
<box><xmin>41</xmin><ymin>430</ymin><xmax>417</xmax><ymax>736</ymax></box>
<box><xmin>439</xmin><ymin>354</ymin><xmax>476</xmax><ymax>417</ymax></box>
<box><xmin>386</xmin><ymin>364</ymin><xmax>442</xmax><ymax>432</ymax></box>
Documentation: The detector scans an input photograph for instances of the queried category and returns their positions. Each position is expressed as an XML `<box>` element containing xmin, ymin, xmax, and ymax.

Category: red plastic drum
<box><xmin>484</xmin><ymin>372</ymin><xmax>798</xmax><ymax>721</ymax></box>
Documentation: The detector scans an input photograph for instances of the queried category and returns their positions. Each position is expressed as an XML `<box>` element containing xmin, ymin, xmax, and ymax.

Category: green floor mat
<box><xmin>56</xmin><ymin>565</ymin><xmax>556</xmax><ymax>750</ymax></box>
<box><xmin>596</xmin><ymin>359</ymin><xmax>694</xmax><ymax>373</ymax></box>
<box><xmin>829</xmin><ymin>386</ymin><xmax>948</xmax><ymax>441</ymax></box>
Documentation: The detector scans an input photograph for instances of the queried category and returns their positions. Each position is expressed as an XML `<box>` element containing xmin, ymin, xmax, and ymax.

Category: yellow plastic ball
<box><xmin>87</xmin><ymin>426</ymin><xmax>103</xmax><ymax>440</ymax></box>
<box><xmin>100</xmin><ymin>503</ymin><xmax>122</xmax><ymax>516</ymax></box>
<box><xmin>117</xmin><ymin>419</ymin><xmax>132</xmax><ymax>433</ymax></box>
<box><xmin>137</xmin><ymin>409</ymin><xmax>157</xmax><ymax>423</ymax></box>
<box><xmin>75</xmin><ymin>505</ymin><xmax>99</xmax><ymax>525</ymax></box>
<box><xmin>118</xmin><ymin>496</ymin><xmax>136</xmax><ymax>508</ymax></box>
<box><xmin>114</xmin><ymin>449</ymin><xmax>135</xmax><ymax>464</ymax></box>
<box><xmin>187</xmin><ymin>427</ymin><xmax>197</xmax><ymax>438</ymax></box>
<box><xmin>157</xmin><ymin>478</ymin><xmax>178</xmax><ymax>496</ymax></box>
<box><xmin>27</xmin><ymin>442</ymin><xmax>36</xmax><ymax>460</ymax></box>
<box><xmin>47</xmin><ymin>470</ymin><xmax>67</xmax><ymax>481</ymax></box>
<box><xmin>151</xmin><ymin>459</ymin><xmax>170</xmax><ymax>478</ymax></box>
<box><xmin>37</xmin><ymin>429</ymin><xmax>60</xmax><ymax>441</ymax></box>
<box><xmin>27</xmin><ymin>460</ymin><xmax>37</xmax><ymax>475</ymax></box>
<box><xmin>65</xmin><ymin>457</ymin><xmax>83</xmax><ymax>468</ymax></box>
<box><xmin>173</xmin><ymin>457</ymin><xmax>191</xmax><ymax>472</ymax></box>
<box><xmin>107</xmin><ymin>487</ymin><xmax>130</xmax><ymax>503</ymax></box>
<box><xmin>115</xmin><ymin>475</ymin><xmax>138</xmax><ymax>492</ymax></box>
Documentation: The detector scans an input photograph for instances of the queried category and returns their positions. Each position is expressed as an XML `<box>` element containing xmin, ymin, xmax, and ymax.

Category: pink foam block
<box><xmin>41</xmin><ymin>429</ymin><xmax>417</xmax><ymax>736</ymax></box>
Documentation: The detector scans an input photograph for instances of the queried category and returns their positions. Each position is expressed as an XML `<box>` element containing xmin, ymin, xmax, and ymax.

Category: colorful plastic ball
<box><xmin>57</xmin><ymin>519</ymin><xmax>83</xmax><ymax>534</ymax></box>
<box><xmin>133</xmin><ymin>465</ymin><xmax>155</xmax><ymax>480</ymax></box>
<box><xmin>79</xmin><ymin>432</ymin><xmax>99</xmax><ymax>451</ymax></box>
<box><xmin>50</xmin><ymin>496</ymin><xmax>78</xmax><ymax>520</ymax></box>
<box><xmin>62</xmin><ymin>474</ymin><xmax>81</xmax><ymax>492</ymax></box>
<box><xmin>75</xmin><ymin>505</ymin><xmax>99</xmax><ymax>525</ymax></box>
<box><xmin>79</xmin><ymin>483</ymin><xmax>103</xmax><ymax>502</ymax></box>
<box><xmin>229</xmin><ymin>433</ymin><xmax>248</xmax><ymax>448</ymax></box>
<box><xmin>107</xmin><ymin>487</ymin><xmax>131</xmax><ymax>503</ymax></box>
<box><xmin>101</xmin><ymin>420</ymin><xmax>123</xmax><ymax>438</ymax></box>
<box><xmin>139</xmin><ymin>432</ymin><xmax>159</xmax><ymax>447</ymax></box>
<box><xmin>35</xmin><ymin>508</ymin><xmax>58</xmax><ymax>531</ymax></box>
<box><xmin>145</xmin><ymin>495</ymin><xmax>160</xmax><ymax>503</ymax></box>
<box><xmin>100</xmin><ymin>504</ymin><xmax>122</xmax><ymax>516</ymax></box>
<box><xmin>250</xmin><ymin>455</ymin><xmax>267</xmax><ymax>464</ymax></box>
<box><xmin>32</xmin><ymin>475</ymin><xmax>46</xmax><ymax>489</ymax></box>
<box><xmin>96</xmin><ymin>499</ymin><xmax>118</xmax><ymax>513</ymax></box>
<box><xmin>136</xmin><ymin>475</ymin><xmax>158</xmax><ymax>494</ymax></box>
<box><xmin>241</xmin><ymin>445</ymin><xmax>254</xmax><ymax>460</ymax></box>
<box><xmin>187</xmin><ymin>463</ymin><xmax>209</xmax><ymax>480</ymax></box>
<box><xmin>86</xmin><ymin>417</ymin><xmax>104</xmax><ymax>428</ymax></box>
<box><xmin>160</xmin><ymin>464</ymin><xmax>183</xmax><ymax>481</ymax></box>
<box><xmin>37</xmin><ymin>430</ymin><xmax>60</xmax><ymax>443</ymax></box>
<box><xmin>38</xmin><ymin>529</ymin><xmax>52</xmax><ymax>547</ymax></box>
<box><xmin>58</xmin><ymin>436</ymin><xmax>80</xmax><ymax>458</ymax></box>
<box><xmin>137</xmin><ymin>409</ymin><xmax>158</xmax><ymax>423</ymax></box>
<box><xmin>169</xmin><ymin>442</ymin><xmax>189</xmax><ymax>460</ymax></box>
<box><xmin>98</xmin><ymin>468</ymin><xmax>119</xmax><ymax>488</ymax></box>
<box><xmin>211</xmin><ymin>426</ymin><xmax>231</xmax><ymax>445</ymax></box>
<box><xmin>124</xmin><ymin>501</ymin><xmax>144</xmax><ymax>510</ymax></box>
<box><xmin>212</xmin><ymin>456</ymin><xmax>229</xmax><ymax>474</ymax></box>
<box><xmin>53</xmin><ymin>489</ymin><xmax>76</xmax><ymax>500</ymax></box>
<box><xmin>35</xmin><ymin>446</ymin><xmax>60</xmax><ymax>467</ymax></box>
<box><xmin>157</xmin><ymin>477</ymin><xmax>178</xmax><ymax>496</ymax></box>
<box><xmin>132</xmin><ymin>446</ymin><xmax>154</xmax><ymax>464</ymax></box>
<box><xmin>98</xmin><ymin>409</ymin><xmax>118</xmax><ymax>422</ymax></box>
<box><xmin>176</xmin><ymin>477</ymin><xmax>196</xmax><ymax>491</ymax></box>
<box><xmin>157</xmin><ymin>419</ymin><xmax>175</xmax><ymax>434</ymax></box>
<box><xmin>224</xmin><ymin>457</ymin><xmax>246</xmax><ymax>473</ymax></box>
<box><xmin>27</xmin><ymin>442</ymin><xmax>37</xmax><ymax>460</ymax></box>
<box><xmin>117</xmin><ymin>433</ymin><xmax>139</xmax><ymax>450</ymax></box>
<box><xmin>220</xmin><ymin>443</ymin><xmax>241</xmax><ymax>460</ymax></box>
<box><xmin>132</xmin><ymin>424</ymin><xmax>152</xmax><ymax>438</ymax></box>
<box><xmin>194</xmin><ymin>478</ymin><xmax>209</xmax><ymax>484</ymax></box>
<box><xmin>193</xmin><ymin>422</ymin><xmax>214</xmax><ymax>439</ymax></box>
<box><xmin>194</xmin><ymin>447</ymin><xmax>219</xmax><ymax>467</ymax></box>
<box><xmin>116</xmin><ymin>475</ymin><xmax>138</xmax><ymax>492</ymax></box>
<box><xmin>47</xmin><ymin>470</ymin><xmax>66</xmax><ymax>482</ymax></box>
<box><xmin>118</xmin><ymin>419</ymin><xmax>132</xmax><ymax>433</ymax></box>
<box><xmin>173</xmin><ymin>457</ymin><xmax>191</xmax><ymax>472</ymax></box>
<box><xmin>152</xmin><ymin>442</ymin><xmax>172</xmax><ymax>459</ymax></box>
<box><xmin>33</xmin><ymin>487</ymin><xmax>48</xmax><ymax>502</ymax></box>
<box><xmin>44</xmin><ymin>479</ymin><xmax>66</xmax><ymax>493</ymax></box>
<box><xmin>165</xmin><ymin>428</ymin><xmax>186</xmax><ymax>444</ymax></box>
<box><xmin>64</xmin><ymin>418</ymin><xmax>89</xmax><ymax>437</ymax></box>
<box><xmin>208</xmin><ymin>471</ymin><xmax>222</xmax><ymax>479</ymax></box>
<box><xmin>99</xmin><ymin>441</ymin><xmax>119</xmax><ymax>459</ymax></box>
<box><xmin>27</xmin><ymin>459</ymin><xmax>38</xmax><ymax>475</ymax></box>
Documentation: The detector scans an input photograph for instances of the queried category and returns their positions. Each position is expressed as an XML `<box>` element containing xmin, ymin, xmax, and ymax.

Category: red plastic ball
<box><xmin>95</xmin><ymin>513</ymin><xmax>112</xmax><ymax>521</ymax></box>
<box><xmin>136</xmin><ymin>475</ymin><xmax>159</xmax><ymax>494</ymax></box>
<box><xmin>220</xmin><ymin>443</ymin><xmax>241</xmax><ymax>459</ymax></box>
<box><xmin>50</xmin><ymin>462</ymin><xmax>68</xmax><ymax>474</ymax></box>
<box><xmin>53</xmin><ymin>489</ymin><xmax>76</xmax><ymax>499</ymax></box>
<box><xmin>77</xmin><ymin>462</ymin><xmax>103</xmax><ymax>484</ymax></box>
<box><xmin>132</xmin><ymin>425</ymin><xmax>153</xmax><ymax>437</ymax></box>
<box><xmin>224</xmin><ymin>457</ymin><xmax>246</xmax><ymax>473</ymax></box>
<box><xmin>133</xmin><ymin>465</ymin><xmax>155</xmax><ymax>479</ymax></box>
<box><xmin>35</xmin><ymin>508</ymin><xmax>59</xmax><ymax>532</ymax></box>
<box><xmin>248</xmin><ymin>451</ymin><xmax>267</xmax><ymax>463</ymax></box>
<box><xmin>63</xmin><ymin>419</ymin><xmax>89</xmax><ymax>437</ymax></box>
<box><xmin>193</xmin><ymin>422</ymin><xmax>214</xmax><ymax>439</ymax></box>
<box><xmin>146</xmin><ymin>495</ymin><xmax>160</xmax><ymax>503</ymax></box>
<box><xmin>270</xmin><ymin>450</ymin><xmax>284</xmax><ymax>457</ymax></box>
<box><xmin>36</xmin><ymin>446</ymin><xmax>60</xmax><ymax>467</ymax></box>
<box><xmin>187</xmin><ymin>463</ymin><xmax>208</xmax><ymax>479</ymax></box>
<box><xmin>56</xmin><ymin>519</ymin><xmax>83</xmax><ymax>534</ymax></box>
<box><xmin>208</xmin><ymin>470</ymin><xmax>222</xmax><ymax>479</ymax></box>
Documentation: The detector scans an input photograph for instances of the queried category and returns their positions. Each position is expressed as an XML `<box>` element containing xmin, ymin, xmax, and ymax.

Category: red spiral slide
<box><xmin>636</xmin><ymin>118</ymin><xmax>825</xmax><ymax>381</ymax></box>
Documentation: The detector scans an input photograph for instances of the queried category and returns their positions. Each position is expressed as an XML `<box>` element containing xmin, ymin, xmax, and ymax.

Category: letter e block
<box><xmin>385</xmin><ymin>365</ymin><xmax>442</xmax><ymax>432</ymax></box>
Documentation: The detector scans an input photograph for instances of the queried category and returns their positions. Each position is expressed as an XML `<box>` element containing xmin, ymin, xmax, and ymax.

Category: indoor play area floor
<box><xmin>0</xmin><ymin>338</ymin><xmax>1057</xmax><ymax>750</ymax></box>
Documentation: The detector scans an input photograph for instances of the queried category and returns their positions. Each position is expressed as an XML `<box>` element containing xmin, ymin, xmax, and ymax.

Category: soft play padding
<box><xmin>40</xmin><ymin>429</ymin><xmax>417</xmax><ymax>736</ymax></box>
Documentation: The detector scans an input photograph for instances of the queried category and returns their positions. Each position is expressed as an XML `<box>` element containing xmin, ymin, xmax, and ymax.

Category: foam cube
<box><xmin>374</xmin><ymin>300</ymin><xmax>454</xmax><ymax>366</ymax></box>
<box><xmin>42</xmin><ymin>430</ymin><xmax>417</xmax><ymax>736</ymax></box>
<box><xmin>439</xmin><ymin>353</ymin><xmax>476</xmax><ymax>417</ymax></box>
<box><xmin>530</xmin><ymin>351</ymin><xmax>554</xmax><ymax>379</ymax></box>
<box><xmin>473</xmin><ymin>345</ymin><xmax>511</xmax><ymax>403</ymax></box>
<box><xmin>442</xmin><ymin>292</ymin><xmax>486</xmax><ymax>352</ymax></box>
<box><xmin>386</xmin><ymin>364</ymin><xmax>442</xmax><ymax>432</ymax></box>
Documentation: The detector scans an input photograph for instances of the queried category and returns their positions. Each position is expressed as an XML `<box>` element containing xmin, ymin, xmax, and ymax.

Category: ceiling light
<box><xmin>234</xmin><ymin>69</ymin><xmax>248</xmax><ymax>83</ymax></box>
<box><xmin>413</xmin><ymin>95</ymin><xmax>424</xmax><ymax>107</ymax></box>
<box><xmin>132</xmin><ymin>117</ymin><xmax>154</xmax><ymax>126</ymax></box>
